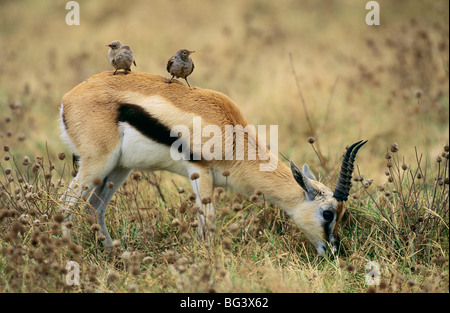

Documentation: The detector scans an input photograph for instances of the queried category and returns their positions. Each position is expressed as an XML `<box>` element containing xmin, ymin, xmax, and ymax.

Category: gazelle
<box><xmin>59</xmin><ymin>71</ymin><xmax>366</xmax><ymax>255</ymax></box>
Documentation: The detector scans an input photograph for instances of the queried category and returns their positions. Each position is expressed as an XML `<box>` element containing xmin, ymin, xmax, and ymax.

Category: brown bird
<box><xmin>167</xmin><ymin>49</ymin><xmax>195</xmax><ymax>87</ymax></box>
<box><xmin>107</xmin><ymin>40</ymin><xmax>136</xmax><ymax>75</ymax></box>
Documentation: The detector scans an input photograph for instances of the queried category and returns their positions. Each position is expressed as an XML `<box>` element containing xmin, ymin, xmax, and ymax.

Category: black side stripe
<box><xmin>117</xmin><ymin>103</ymin><xmax>198</xmax><ymax>161</ymax></box>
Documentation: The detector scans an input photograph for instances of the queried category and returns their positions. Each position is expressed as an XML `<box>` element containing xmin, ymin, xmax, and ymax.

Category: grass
<box><xmin>0</xmin><ymin>0</ymin><xmax>449</xmax><ymax>293</ymax></box>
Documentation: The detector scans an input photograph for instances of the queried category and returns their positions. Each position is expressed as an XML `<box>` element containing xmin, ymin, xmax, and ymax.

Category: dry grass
<box><xmin>0</xmin><ymin>0</ymin><xmax>448</xmax><ymax>293</ymax></box>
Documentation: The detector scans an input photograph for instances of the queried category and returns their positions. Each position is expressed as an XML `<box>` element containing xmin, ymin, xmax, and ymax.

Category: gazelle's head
<box><xmin>288</xmin><ymin>140</ymin><xmax>367</xmax><ymax>255</ymax></box>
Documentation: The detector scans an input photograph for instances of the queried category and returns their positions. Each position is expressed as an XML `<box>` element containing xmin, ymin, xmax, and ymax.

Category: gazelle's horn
<box><xmin>333</xmin><ymin>140</ymin><xmax>368</xmax><ymax>202</ymax></box>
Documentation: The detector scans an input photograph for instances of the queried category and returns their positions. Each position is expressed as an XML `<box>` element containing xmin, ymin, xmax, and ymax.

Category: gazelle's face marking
<box><xmin>289</xmin><ymin>162</ymin><xmax>345</xmax><ymax>254</ymax></box>
<box><xmin>289</xmin><ymin>182</ymin><xmax>340</xmax><ymax>254</ymax></box>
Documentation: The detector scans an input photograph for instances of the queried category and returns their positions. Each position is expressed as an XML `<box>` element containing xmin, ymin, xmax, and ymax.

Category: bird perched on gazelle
<box><xmin>167</xmin><ymin>49</ymin><xmax>195</xmax><ymax>87</ymax></box>
<box><xmin>106</xmin><ymin>40</ymin><xmax>136</xmax><ymax>75</ymax></box>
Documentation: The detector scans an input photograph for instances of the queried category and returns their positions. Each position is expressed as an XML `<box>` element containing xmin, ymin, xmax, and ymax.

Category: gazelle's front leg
<box><xmin>188</xmin><ymin>167</ymin><xmax>215</xmax><ymax>238</ymax></box>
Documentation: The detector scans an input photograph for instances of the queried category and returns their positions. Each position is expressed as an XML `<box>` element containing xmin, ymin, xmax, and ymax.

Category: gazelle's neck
<box><xmin>224</xmin><ymin>158</ymin><xmax>305</xmax><ymax>213</ymax></box>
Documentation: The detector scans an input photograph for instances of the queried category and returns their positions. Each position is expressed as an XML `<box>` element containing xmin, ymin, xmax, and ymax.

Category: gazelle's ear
<box><xmin>302</xmin><ymin>163</ymin><xmax>317</xmax><ymax>181</ymax></box>
<box><xmin>290</xmin><ymin>161</ymin><xmax>317</xmax><ymax>201</ymax></box>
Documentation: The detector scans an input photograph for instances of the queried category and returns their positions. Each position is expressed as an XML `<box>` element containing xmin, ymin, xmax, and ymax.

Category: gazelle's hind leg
<box><xmin>85</xmin><ymin>166</ymin><xmax>131</xmax><ymax>249</ymax></box>
<box><xmin>60</xmin><ymin>170</ymin><xmax>96</xmax><ymax>239</ymax></box>
<box><xmin>60</xmin><ymin>150</ymin><xmax>121</xmax><ymax>241</ymax></box>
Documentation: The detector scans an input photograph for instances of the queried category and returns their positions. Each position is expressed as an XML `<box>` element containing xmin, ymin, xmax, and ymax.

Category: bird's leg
<box><xmin>113</xmin><ymin>69</ymin><xmax>118</xmax><ymax>75</ymax></box>
<box><xmin>185</xmin><ymin>78</ymin><xmax>191</xmax><ymax>88</ymax></box>
<box><xmin>167</xmin><ymin>75</ymin><xmax>174</xmax><ymax>84</ymax></box>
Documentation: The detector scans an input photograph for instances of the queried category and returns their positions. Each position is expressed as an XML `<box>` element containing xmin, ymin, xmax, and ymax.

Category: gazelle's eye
<box><xmin>323</xmin><ymin>210</ymin><xmax>334</xmax><ymax>222</ymax></box>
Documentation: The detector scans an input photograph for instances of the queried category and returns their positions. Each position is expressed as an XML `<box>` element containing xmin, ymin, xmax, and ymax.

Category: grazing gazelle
<box><xmin>59</xmin><ymin>71</ymin><xmax>366</xmax><ymax>255</ymax></box>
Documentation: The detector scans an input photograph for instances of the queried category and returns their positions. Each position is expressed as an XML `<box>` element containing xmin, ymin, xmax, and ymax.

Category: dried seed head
<box><xmin>208</xmin><ymin>224</ymin><xmax>216</xmax><ymax>233</ymax></box>
<box><xmin>143</xmin><ymin>256</ymin><xmax>153</xmax><ymax>263</ymax></box>
<box><xmin>190</xmin><ymin>172</ymin><xmax>200</xmax><ymax>180</ymax></box>
<box><xmin>201</xmin><ymin>197</ymin><xmax>211</xmax><ymax>205</ymax></box>
<box><xmin>363</xmin><ymin>180</ymin><xmax>372</xmax><ymax>188</ymax></box>
<box><xmin>179</xmin><ymin>201</ymin><xmax>188</xmax><ymax>214</ymax></box>
<box><xmin>221</xmin><ymin>206</ymin><xmax>231</xmax><ymax>216</ymax></box>
<box><xmin>390</xmin><ymin>142</ymin><xmax>399</xmax><ymax>153</ymax></box>
<box><xmin>216</xmin><ymin>187</ymin><xmax>224</xmax><ymax>194</ymax></box>
<box><xmin>132</xmin><ymin>171</ymin><xmax>142</xmax><ymax>180</ymax></box>
<box><xmin>379</xmin><ymin>280</ymin><xmax>388</xmax><ymax>290</ymax></box>
<box><xmin>229</xmin><ymin>223</ymin><xmax>240</xmax><ymax>232</ymax></box>
<box><xmin>190</xmin><ymin>204</ymin><xmax>200</xmax><ymax>215</ymax></box>
<box><xmin>415</xmin><ymin>89</ymin><xmax>423</xmax><ymax>99</ymax></box>
<box><xmin>178</xmin><ymin>187</ymin><xmax>185</xmax><ymax>194</ymax></box>
<box><xmin>307</xmin><ymin>137</ymin><xmax>315</xmax><ymax>144</ymax></box>
<box><xmin>436</xmin><ymin>156</ymin><xmax>442</xmax><ymax>163</ymax></box>
<box><xmin>121</xmin><ymin>251</ymin><xmax>131</xmax><ymax>261</ymax></box>
<box><xmin>444</xmin><ymin>145</ymin><xmax>449</xmax><ymax>152</ymax></box>
<box><xmin>232</xmin><ymin>203</ymin><xmax>243</xmax><ymax>212</ymax></box>
<box><xmin>3</xmin><ymin>145</ymin><xmax>9</xmax><ymax>152</ymax></box>
<box><xmin>223</xmin><ymin>238</ymin><xmax>232</xmax><ymax>250</ymax></box>
<box><xmin>107</xmin><ymin>272</ymin><xmax>118</xmax><ymax>284</ymax></box>
<box><xmin>402</xmin><ymin>163</ymin><xmax>408</xmax><ymax>171</ymax></box>
<box><xmin>58</xmin><ymin>152</ymin><xmax>66</xmax><ymax>160</ymax></box>
<box><xmin>346</xmin><ymin>264</ymin><xmax>355</xmax><ymax>272</ymax></box>
<box><xmin>53</xmin><ymin>213</ymin><xmax>65</xmax><ymax>224</ymax></box>
<box><xmin>171</xmin><ymin>218</ymin><xmax>181</xmax><ymax>227</ymax></box>
<box><xmin>86</xmin><ymin>215</ymin><xmax>95</xmax><ymax>225</ymax></box>
<box><xmin>221</xmin><ymin>170</ymin><xmax>230</xmax><ymax>177</ymax></box>
<box><xmin>92</xmin><ymin>177</ymin><xmax>103</xmax><ymax>186</ymax></box>
<box><xmin>188</xmin><ymin>192</ymin><xmax>197</xmax><ymax>202</ymax></box>
<box><xmin>179</xmin><ymin>222</ymin><xmax>189</xmax><ymax>233</ymax></box>
<box><xmin>69</xmin><ymin>242</ymin><xmax>82</xmax><ymax>255</ymax></box>
<box><xmin>91</xmin><ymin>224</ymin><xmax>101</xmax><ymax>232</ymax></box>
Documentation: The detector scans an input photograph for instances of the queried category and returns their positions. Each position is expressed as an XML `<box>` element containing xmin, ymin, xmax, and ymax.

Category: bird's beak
<box><xmin>189</xmin><ymin>51</ymin><xmax>196</xmax><ymax>55</ymax></box>
<box><xmin>106</xmin><ymin>44</ymin><xmax>112</xmax><ymax>47</ymax></box>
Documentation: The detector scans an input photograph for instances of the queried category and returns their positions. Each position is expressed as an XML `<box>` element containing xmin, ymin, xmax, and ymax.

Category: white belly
<box><xmin>118</xmin><ymin>122</ymin><xmax>191</xmax><ymax>177</ymax></box>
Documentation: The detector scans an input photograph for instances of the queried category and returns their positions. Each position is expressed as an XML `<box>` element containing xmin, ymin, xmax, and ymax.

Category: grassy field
<box><xmin>0</xmin><ymin>0</ymin><xmax>448</xmax><ymax>293</ymax></box>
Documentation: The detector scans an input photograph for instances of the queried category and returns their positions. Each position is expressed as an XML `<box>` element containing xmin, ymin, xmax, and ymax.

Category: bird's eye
<box><xmin>323</xmin><ymin>210</ymin><xmax>334</xmax><ymax>222</ymax></box>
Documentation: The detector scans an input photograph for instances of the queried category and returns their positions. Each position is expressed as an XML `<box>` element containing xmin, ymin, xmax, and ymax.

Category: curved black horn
<box><xmin>333</xmin><ymin>140</ymin><xmax>368</xmax><ymax>202</ymax></box>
